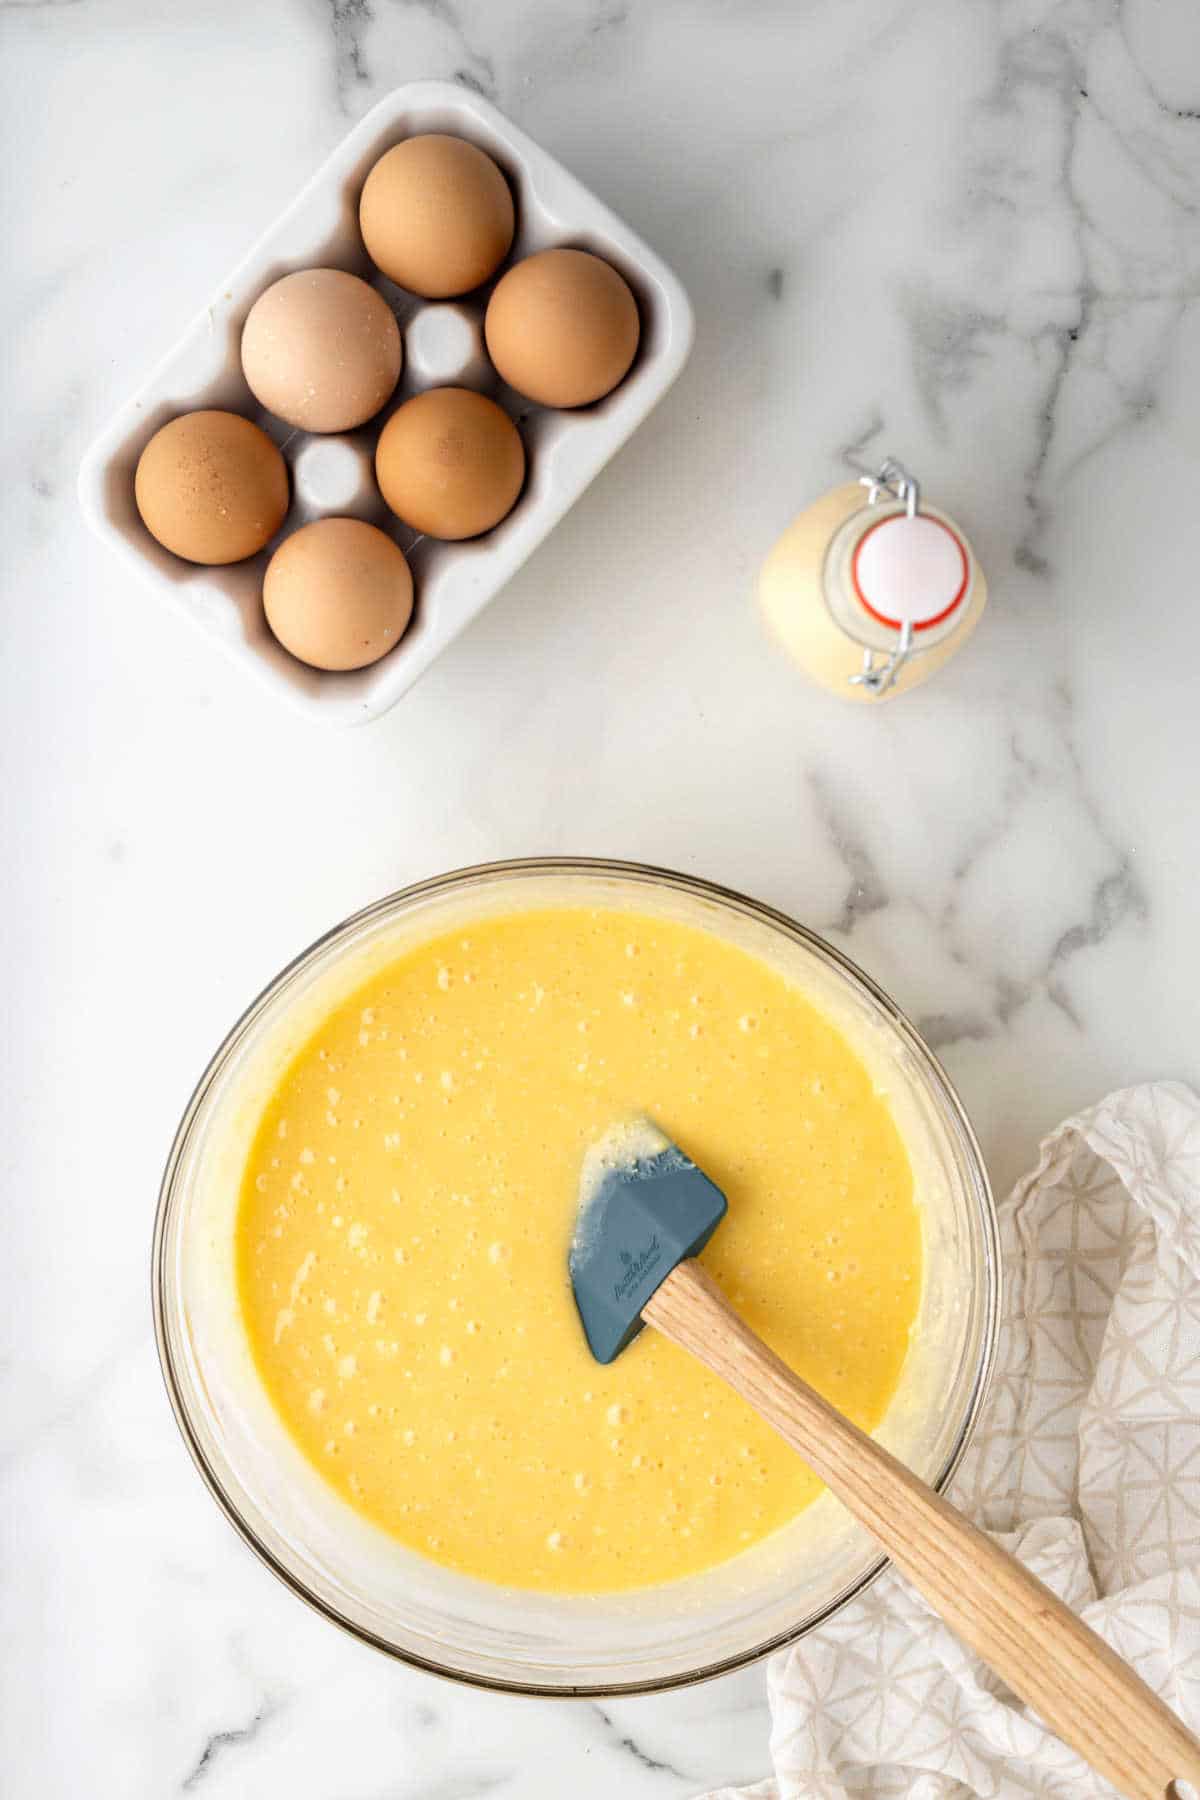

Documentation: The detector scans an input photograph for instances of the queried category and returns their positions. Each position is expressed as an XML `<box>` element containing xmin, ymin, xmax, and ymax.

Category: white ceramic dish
<box><xmin>77</xmin><ymin>82</ymin><xmax>695</xmax><ymax>727</ymax></box>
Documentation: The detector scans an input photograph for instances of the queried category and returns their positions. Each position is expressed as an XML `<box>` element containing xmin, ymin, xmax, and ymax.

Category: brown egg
<box><xmin>359</xmin><ymin>134</ymin><xmax>515</xmax><ymax>299</ymax></box>
<box><xmin>263</xmin><ymin>518</ymin><xmax>414</xmax><ymax>671</ymax></box>
<box><xmin>484</xmin><ymin>248</ymin><xmax>639</xmax><ymax>408</ymax></box>
<box><xmin>241</xmin><ymin>269</ymin><xmax>402</xmax><ymax>432</ymax></box>
<box><xmin>375</xmin><ymin>388</ymin><xmax>525</xmax><ymax>540</ymax></box>
<box><xmin>134</xmin><ymin>410</ymin><xmax>289</xmax><ymax>565</ymax></box>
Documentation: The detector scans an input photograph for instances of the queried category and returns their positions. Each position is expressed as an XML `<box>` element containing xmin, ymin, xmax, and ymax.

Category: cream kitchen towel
<box><xmin>701</xmin><ymin>1081</ymin><xmax>1200</xmax><ymax>1799</ymax></box>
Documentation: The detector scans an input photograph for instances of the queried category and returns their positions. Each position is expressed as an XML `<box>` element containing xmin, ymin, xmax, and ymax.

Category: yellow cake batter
<box><xmin>237</xmin><ymin>907</ymin><xmax>921</xmax><ymax>1593</ymax></box>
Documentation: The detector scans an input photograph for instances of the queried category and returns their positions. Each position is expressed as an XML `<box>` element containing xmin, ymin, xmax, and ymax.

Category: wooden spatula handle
<box><xmin>644</xmin><ymin>1259</ymin><xmax>1200</xmax><ymax>1800</ymax></box>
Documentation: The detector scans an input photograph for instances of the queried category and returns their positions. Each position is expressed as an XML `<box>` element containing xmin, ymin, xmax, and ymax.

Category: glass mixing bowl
<box><xmin>154</xmin><ymin>858</ymin><xmax>999</xmax><ymax>1696</ymax></box>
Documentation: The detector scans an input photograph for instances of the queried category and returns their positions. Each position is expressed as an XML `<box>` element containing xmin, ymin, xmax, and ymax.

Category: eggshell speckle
<box><xmin>242</xmin><ymin>269</ymin><xmax>402</xmax><ymax>433</ymax></box>
<box><xmin>134</xmin><ymin>410</ymin><xmax>289</xmax><ymax>565</ymax></box>
<box><xmin>263</xmin><ymin>517</ymin><xmax>414</xmax><ymax>671</ymax></box>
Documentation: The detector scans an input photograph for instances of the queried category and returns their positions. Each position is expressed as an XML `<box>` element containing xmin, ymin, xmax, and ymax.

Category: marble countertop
<box><xmin>5</xmin><ymin>0</ymin><xmax>1199</xmax><ymax>1794</ymax></box>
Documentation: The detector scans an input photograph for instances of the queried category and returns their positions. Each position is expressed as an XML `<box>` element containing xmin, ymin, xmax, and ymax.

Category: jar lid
<box><xmin>852</xmin><ymin>513</ymin><xmax>969</xmax><ymax>633</ymax></box>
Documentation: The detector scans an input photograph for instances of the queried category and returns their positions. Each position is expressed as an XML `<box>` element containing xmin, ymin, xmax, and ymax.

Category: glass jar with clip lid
<box><xmin>759</xmin><ymin>459</ymin><xmax>988</xmax><ymax>701</ymax></box>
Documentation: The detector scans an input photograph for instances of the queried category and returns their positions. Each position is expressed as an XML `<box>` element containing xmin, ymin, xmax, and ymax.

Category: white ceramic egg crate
<box><xmin>78</xmin><ymin>81</ymin><xmax>694</xmax><ymax>726</ymax></box>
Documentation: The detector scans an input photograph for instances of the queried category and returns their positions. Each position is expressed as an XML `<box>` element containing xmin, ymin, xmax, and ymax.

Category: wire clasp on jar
<box><xmin>848</xmin><ymin>458</ymin><xmax>922</xmax><ymax>698</ymax></box>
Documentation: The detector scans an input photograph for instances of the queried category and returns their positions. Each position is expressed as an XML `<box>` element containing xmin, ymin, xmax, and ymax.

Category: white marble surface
<box><xmin>4</xmin><ymin>1</ymin><xmax>1200</xmax><ymax>1794</ymax></box>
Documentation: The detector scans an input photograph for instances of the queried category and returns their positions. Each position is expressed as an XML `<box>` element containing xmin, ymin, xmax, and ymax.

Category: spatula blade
<box><xmin>569</xmin><ymin>1118</ymin><xmax>728</xmax><ymax>1364</ymax></box>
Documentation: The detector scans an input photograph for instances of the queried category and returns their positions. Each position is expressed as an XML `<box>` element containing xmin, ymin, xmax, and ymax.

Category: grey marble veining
<box><xmin>3</xmin><ymin>0</ymin><xmax>1200</xmax><ymax>1794</ymax></box>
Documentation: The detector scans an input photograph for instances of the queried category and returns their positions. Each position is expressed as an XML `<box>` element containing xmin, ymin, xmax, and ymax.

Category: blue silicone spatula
<box><xmin>569</xmin><ymin>1118</ymin><xmax>1200</xmax><ymax>1800</ymax></box>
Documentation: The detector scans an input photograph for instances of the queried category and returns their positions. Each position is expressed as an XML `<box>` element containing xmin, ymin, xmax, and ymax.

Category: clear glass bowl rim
<box><xmin>153</xmin><ymin>855</ymin><xmax>1001</xmax><ymax>1697</ymax></box>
